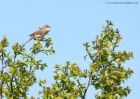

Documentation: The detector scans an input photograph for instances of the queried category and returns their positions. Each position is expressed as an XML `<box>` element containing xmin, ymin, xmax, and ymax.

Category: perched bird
<box><xmin>22</xmin><ymin>25</ymin><xmax>51</xmax><ymax>47</ymax></box>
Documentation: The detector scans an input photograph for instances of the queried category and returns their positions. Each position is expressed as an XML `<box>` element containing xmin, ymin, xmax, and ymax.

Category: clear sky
<box><xmin>0</xmin><ymin>0</ymin><xmax>139</xmax><ymax>98</ymax></box>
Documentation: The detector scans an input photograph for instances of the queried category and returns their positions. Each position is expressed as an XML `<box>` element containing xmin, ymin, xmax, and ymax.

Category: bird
<box><xmin>22</xmin><ymin>24</ymin><xmax>51</xmax><ymax>47</ymax></box>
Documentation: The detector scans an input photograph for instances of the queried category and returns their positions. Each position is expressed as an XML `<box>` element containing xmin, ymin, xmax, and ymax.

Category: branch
<box><xmin>10</xmin><ymin>76</ymin><xmax>14</xmax><ymax>97</ymax></box>
<box><xmin>82</xmin><ymin>44</ymin><xmax>95</xmax><ymax>99</ymax></box>
<box><xmin>85</xmin><ymin>46</ymin><xmax>95</xmax><ymax>63</ymax></box>
<box><xmin>110</xmin><ymin>39</ymin><xmax>120</xmax><ymax>93</ymax></box>
<box><xmin>82</xmin><ymin>71</ymin><xmax>92</xmax><ymax>99</ymax></box>
<box><xmin>10</xmin><ymin>54</ymin><xmax>17</xmax><ymax>97</ymax></box>
<box><xmin>0</xmin><ymin>53</ymin><xmax>4</xmax><ymax>99</ymax></box>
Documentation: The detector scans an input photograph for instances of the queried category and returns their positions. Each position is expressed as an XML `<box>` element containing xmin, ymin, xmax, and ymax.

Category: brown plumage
<box><xmin>22</xmin><ymin>25</ymin><xmax>50</xmax><ymax>47</ymax></box>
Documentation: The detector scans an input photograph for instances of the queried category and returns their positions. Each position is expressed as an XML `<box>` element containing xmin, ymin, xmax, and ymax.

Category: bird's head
<box><xmin>42</xmin><ymin>24</ymin><xmax>51</xmax><ymax>32</ymax></box>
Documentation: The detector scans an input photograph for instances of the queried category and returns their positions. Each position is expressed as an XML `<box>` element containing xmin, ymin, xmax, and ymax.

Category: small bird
<box><xmin>22</xmin><ymin>25</ymin><xmax>51</xmax><ymax>47</ymax></box>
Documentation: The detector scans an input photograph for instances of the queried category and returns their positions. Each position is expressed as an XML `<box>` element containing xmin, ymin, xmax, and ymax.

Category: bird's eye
<box><xmin>42</xmin><ymin>25</ymin><xmax>50</xmax><ymax>29</ymax></box>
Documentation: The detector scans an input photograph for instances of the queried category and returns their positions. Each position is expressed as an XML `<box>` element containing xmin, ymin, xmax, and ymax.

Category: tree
<box><xmin>0</xmin><ymin>21</ymin><xmax>133</xmax><ymax>99</ymax></box>
<box><xmin>83</xmin><ymin>20</ymin><xmax>133</xmax><ymax>99</ymax></box>
<box><xmin>0</xmin><ymin>36</ymin><xmax>55</xmax><ymax>99</ymax></box>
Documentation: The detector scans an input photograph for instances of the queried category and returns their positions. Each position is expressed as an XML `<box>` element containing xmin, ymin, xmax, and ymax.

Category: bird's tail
<box><xmin>22</xmin><ymin>37</ymin><xmax>33</xmax><ymax>47</ymax></box>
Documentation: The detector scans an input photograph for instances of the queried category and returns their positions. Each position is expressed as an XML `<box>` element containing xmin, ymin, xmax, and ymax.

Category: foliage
<box><xmin>0</xmin><ymin>21</ymin><xmax>133</xmax><ymax>99</ymax></box>
<box><xmin>40</xmin><ymin>61</ymin><xmax>88</xmax><ymax>99</ymax></box>
<box><xmin>83</xmin><ymin>20</ymin><xmax>133</xmax><ymax>99</ymax></box>
<box><xmin>0</xmin><ymin>36</ymin><xmax>54</xmax><ymax>99</ymax></box>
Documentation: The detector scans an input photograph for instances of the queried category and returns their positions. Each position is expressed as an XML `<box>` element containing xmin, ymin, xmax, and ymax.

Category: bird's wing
<box><xmin>29</xmin><ymin>29</ymin><xmax>44</xmax><ymax>36</ymax></box>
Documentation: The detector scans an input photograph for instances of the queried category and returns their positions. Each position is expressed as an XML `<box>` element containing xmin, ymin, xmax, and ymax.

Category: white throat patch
<box><xmin>44</xmin><ymin>28</ymin><xmax>50</xmax><ymax>31</ymax></box>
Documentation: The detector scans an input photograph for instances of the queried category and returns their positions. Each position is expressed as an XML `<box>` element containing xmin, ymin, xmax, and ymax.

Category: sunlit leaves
<box><xmin>34</xmin><ymin>60</ymin><xmax>47</xmax><ymax>71</ymax></box>
<box><xmin>12</xmin><ymin>43</ymin><xmax>23</xmax><ymax>56</ymax></box>
<box><xmin>38</xmin><ymin>79</ymin><xmax>47</xmax><ymax>87</ymax></box>
<box><xmin>41</xmin><ymin>61</ymin><xmax>87</xmax><ymax>98</ymax></box>
<box><xmin>84</xmin><ymin>20</ymin><xmax>133</xmax><ymax>98</ymax></box>
<box><xmin>30</xmin><ymin>37</ymin><xmax>55</xmax><ymax>55</ymax></box>
<box><xmin>44</xmin><ymin>37</ymin><xmax>53</xmax><ymax>48</ymax></box>
<box><xmin>0</xmin><ymin>35</ymin><xmax>54</xmax><ymax>98</ymax></box>
<box><xmin>0</xmin><ymin>21</ymin><xmax>133</xmax><ymax>99</ymax></box>
<box><xmin>0</xmin><ymin>36</ymin><xmax>9</xmax><ymax>47</ymax></box>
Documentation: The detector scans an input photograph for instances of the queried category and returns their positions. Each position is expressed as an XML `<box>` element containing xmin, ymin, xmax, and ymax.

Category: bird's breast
<box><xmin>32</xmin><ymin>34</ymin><xmax>42</xmax><ymax>38</ymax></box>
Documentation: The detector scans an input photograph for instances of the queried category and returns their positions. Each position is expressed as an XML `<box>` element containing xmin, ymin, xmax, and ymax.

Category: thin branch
<box><xmin>110</xmin><ymin>38</ymin><xmax>119</xmax><ymax>93</ymax></box>
<box><xmin>10</xmin><ymin>76</ymin><xmax>14</xmax><ymax>96</ymax></box>
<box><xmin>81</xmin><ymin>45</ymin><xmax>95</xmax><ymax>99</ymax></box>
<box><xmin>10</xmin><ymin>53</ymin><xmax>16</xmax><ymax>97</ymax></box>
<box><xmin>82</xmin><ymin>71</ymin><xmax>92</xmax><ymax>99</ymax></box>
<box><xmin>85</xmin><ymin>47</ymin><xmax>95</xmax><ymax>63</ymax></box>
<box><xmin>0</xmin><ymin>53</ymin><xmax>4</xmax><ymax>99</ymax></box>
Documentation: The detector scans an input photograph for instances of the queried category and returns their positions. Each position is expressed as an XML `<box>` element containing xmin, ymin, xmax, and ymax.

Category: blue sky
<box><xmin>0</xmin><ymin>0</ymin><xmax>139</xmax><ymax>98</ymax></box>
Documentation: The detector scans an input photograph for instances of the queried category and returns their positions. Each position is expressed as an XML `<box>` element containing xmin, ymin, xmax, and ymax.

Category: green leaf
<box><xmin>10</xmin><ymin>67</ymin><xmax>15</xmax><ymax>74</ymax></box>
